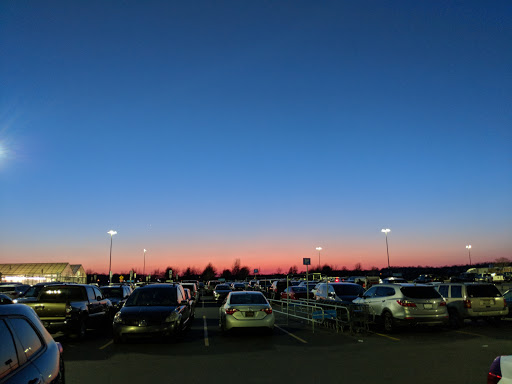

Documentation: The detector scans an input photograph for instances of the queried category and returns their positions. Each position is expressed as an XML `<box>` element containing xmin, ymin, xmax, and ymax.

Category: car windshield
<box><xmin>467</xmin><ymin>285</ymin><xmax>502</xmax><ymax>298</ymax></box>
<box><xmin>400</xmin><ymin>287</ymin><xmax>442</xmax><ymax>299</ymax></box>
<box><xmin>332</xmin><ymin>284</ymin><xmax>365</xmax><ymax>296</ymax></box>
<box><xmin>125</xmin><ymin>287</ymin><xmax>178</xmax><ymax>306</ymax></box>
<box><xmin>101</xmin><ymin>287</ymin><xmax>123</xmax><ymax>298</ymax></box>
<box><xmin>215</xmin><ymin>285</ymin><xmax>231</xmax><ymax>290</ymax></box>
<box><xmin>230</xmin><ymin>294</ymin><xmax>268</xmax><ymax>305</ymax></box>
<box><xmin>39</xmin><ymin>287</ymin><xmax>84</xmax><ymax>302</ymax></box>
<box><xmin>22</xmin><ymin>285</ymin><xmax>43</xmax><ymax>298</ymax></box>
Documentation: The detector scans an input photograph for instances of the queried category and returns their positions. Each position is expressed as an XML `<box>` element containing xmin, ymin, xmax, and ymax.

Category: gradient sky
<box><xmin>1</xmin><ymin>1</ymin><xmax>511</xmax><ymax>275</ymax></box>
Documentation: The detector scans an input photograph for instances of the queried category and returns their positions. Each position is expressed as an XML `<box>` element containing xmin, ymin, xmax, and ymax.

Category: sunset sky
<box><xmin>1</xmin><ymin>1</ymin><xmax>511</xmax><ymax>275</ymax></box>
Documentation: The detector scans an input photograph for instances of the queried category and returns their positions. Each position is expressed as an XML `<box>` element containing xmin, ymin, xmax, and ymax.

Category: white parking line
<box><xmin>275</xmin><ymin>325</ymin><xmax>307</xmax><ymax>344</ymax></box>
<box><xmin>99</xmin><ymin>340</ymin><xmax>113</xmax><ymax>350</ymax></box>
<box><xmin>203</xmin><ymin>316</ymin><xmax>209</xmax><ymax>347</ymax></box>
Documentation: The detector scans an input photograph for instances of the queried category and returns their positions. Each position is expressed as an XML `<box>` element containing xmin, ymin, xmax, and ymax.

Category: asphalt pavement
<box><xmin>56</xmin><ymin>293</ymin><xmax>512</xmax><ymax>384</ymax></box>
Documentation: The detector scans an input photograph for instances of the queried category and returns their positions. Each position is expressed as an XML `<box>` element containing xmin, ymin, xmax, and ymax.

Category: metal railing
<box><xmin>268</xmin><ymin>297</ymin><xmax>371</xmax><ymax>334</ymax></box>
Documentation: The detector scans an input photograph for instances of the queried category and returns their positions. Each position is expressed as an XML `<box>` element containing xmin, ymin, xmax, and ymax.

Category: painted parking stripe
<box><xmin>372</xmin><ymin>332</ymin><xmax>400</xmax><ymax>341</ymax></box>
<box><xmin>99</xmin><ymin>340</ymin><xmax>113</xmax><ymax>350</ymax></box>
<box><xmin>275</xmin><ymin>325</ymin><xmax>308</xmax><ymax>344</ymax></box>
<box><xmin>203</xmin><ymin>316</ymin><xmax>209</xmax><ymax>347</ymax></box>
<box><xmin>455</xmin><ymin>330</ymin><xmax>484</xmax><ymax>337</ymax></box>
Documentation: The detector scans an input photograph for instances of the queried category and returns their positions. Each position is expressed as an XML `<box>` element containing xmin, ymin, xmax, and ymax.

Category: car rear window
<box><xmin>101</xmin><ymin>287</ymin><xmax>123</xmax><ymax>298</ymax></box>
<box><xmin>229</xmin><ymin>294</ymin><xmax>268</xmax><ymax>305</ymax></box>
<box><xmin>125</xmin><ymin>287</ymin><xmax>178</xmax><ymax>306</ymax></box>
<box><xmin>215</xmin><ymin>285</ymin><xmax>231</xmax><ymax>290</ymax></box>
<box><xmin>400</xmin><ymin>287</ymin><xmax>442</xmax><ymax>299</ymax></box>
<box><xmin>39</xmin><ymin>286</ymin><xmax>85</xmax><ymax>302</ymax></box>
<box><xmin>467</xmin><ymin>285</ymin><xmax>501</xmax><ymax>298</ymax></box>
<box><xmin>332</xmin><ymin>284</ymin><xmax>365</xmax><ymax>296</ymax></box>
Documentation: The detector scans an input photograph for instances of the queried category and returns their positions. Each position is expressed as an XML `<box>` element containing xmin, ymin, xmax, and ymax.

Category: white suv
<box><xmin>434</xmin><ymin>283</ymin><xmax>508</xmax><ymax>327</ymax></box>
<box><xmin>353</xmin><ymin>283</ymin><xmax>449</xmax><ymax>332</ymax></box>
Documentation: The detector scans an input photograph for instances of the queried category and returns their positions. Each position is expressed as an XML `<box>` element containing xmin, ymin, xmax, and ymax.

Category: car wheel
<box><xmin>382</xmin><ymin>311</ymin><xmax>394</xmax><ymax>333</ymax></box>
<box><xmin>76</xmin><ymin>318</ymin><xmax>87</xmax><ymax>339</ymax></box>
<box><xmin>55</xmin><ymin>356</ymin><xmax>65</xmax><ymax>384</ymax></box>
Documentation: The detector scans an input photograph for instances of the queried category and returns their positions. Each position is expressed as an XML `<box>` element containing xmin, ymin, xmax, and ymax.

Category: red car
<box><xmin>280</xmin><ymin>286</ymin><xmax>310</xmax><ymax>300</ymax></box>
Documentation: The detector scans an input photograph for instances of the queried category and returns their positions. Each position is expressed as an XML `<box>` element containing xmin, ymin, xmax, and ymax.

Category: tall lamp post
<box><xmin>107</xmin><ymin>230</ymin><xmax>117</xmax><ymax>284</ymax></box>
<box><xmin>466</xmin><ymin>245</ymin><xmax>472</xmax><ymax>266</ymax></box>
<box><xmin>381</xmin><ymin>228</ymin><xmax>391</xmax><ymax>270</ymax></box>
<box><xmin>316</xmin><ymin>247</ymin><xmax>322</xmax><ymax>268</ymax></box>
<box><xmin>143</xmin><ymin>249</ymin><xmax>147</xmax><ymax>278</ymax></box>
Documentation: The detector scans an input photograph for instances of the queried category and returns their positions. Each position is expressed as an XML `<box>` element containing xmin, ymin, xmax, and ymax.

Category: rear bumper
<box><xmin>394</xmin><ymin>315</ymin><xmax>449</xmax><ymax>327</ymax></box>
<box><xmin>465</xmin><ymin>308</ymin><xmax>509</xmax><ymax>318</ymax></box>
<box><xmin>225</xmin><ymin>313</ymin><xmax>275</xmax><ymax>330</ymax></box>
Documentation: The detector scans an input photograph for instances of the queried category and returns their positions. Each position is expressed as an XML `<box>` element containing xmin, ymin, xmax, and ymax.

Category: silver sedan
<box><xmin>219</xmin><ymin>291</ymin><xmax>275</xmax><ymax>332</ymax></box>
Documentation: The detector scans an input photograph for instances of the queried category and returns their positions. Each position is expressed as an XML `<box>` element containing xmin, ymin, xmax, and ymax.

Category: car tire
<box><xmin>382</xmin><ymin>311</ymin><xmax>394</xmax><ymax>333</ymax></box>
<box><xmin>76</xmin><ymin>318</ymin><xmax>87</xmax><ymax>339</ymax></box>
<box><xmin>55</xmin><ymin>356</ymin><xmax>65</xmax><ymax>384</ymax></box>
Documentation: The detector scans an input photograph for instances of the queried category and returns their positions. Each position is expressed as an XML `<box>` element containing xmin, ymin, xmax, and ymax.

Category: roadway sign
<box><xmin>303</xmin><ymin>258</ymin><xmax>311</xmax><ymax>266</ymax></box>
<box><xmin>169</xmin><ymin>269</ymin><xmax>173</xmax><ymax>279</ymax></box>
<box><xmin>119</xmin><ymin>275</ymin><xmax>124</xmax><ymax>282</ymax></box>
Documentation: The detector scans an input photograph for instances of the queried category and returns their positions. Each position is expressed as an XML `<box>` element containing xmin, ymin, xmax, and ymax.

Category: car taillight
<box><xmin>440</xmin><ymin>301</ymin><xmax>447</xmax><ymax>306</ymax></box>
<box><xmin>261</xmin><ymin>308</ymin><xmax>272</xmax><ymax>314</ymax></box>
<box><xmin>464</xmin><ymin>299</ymin><xmax>472</xmax><ymax>308</ymax></box>
<box><xmin>487</xmin><ymin>357</ymin><xmax>502</xmax><ymax>384</ymax></box>
<box><xmin>397</xmin><ymin>300</ymin><xmax>417</xmax><ymax>307</ymax></box>
<box><xmin>225</xmin><ymin>308</ymin><xmax>238</xmax><ymax>315</ymax></box>
<box><xmin>66</xmin><ymin>305</ymin><xmax>72</xmax><ymax>314</ymax></box>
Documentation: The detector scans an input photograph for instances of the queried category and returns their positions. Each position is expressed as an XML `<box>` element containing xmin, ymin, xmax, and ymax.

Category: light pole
<box><xmin>143</xmin><ymin>249</ymin><xmax>147</xmax><ymax>278</ymax></box>
<box><xmin>381</xmin><ymin>229</ymin><xmax>391</xmax><ymax>270</ymax></box>
<box><xmin>107</xmin><ymin>230</ymin><xmax>117</xmax><ymax>284</ymax></box>
<box><xmin>466</xmin><ymin>245</ymin><xmax>472</xmax><ymax>266</ymax></box>
<box><xmin>316</xmin><ymin>247</ymin><xmax>322</xmax><ymax>268</ymax></box>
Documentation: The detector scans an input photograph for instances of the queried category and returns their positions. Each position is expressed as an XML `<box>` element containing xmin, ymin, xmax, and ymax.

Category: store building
<box><xmin>0</xmin><ymin>263</ymin><xmax>87</xmax><ymax>284</ymax></box>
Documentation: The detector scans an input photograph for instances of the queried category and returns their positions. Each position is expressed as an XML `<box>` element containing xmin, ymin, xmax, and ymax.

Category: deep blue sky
<box><xmin>1</xmin><ymin>1</ymin><xmax>511</xmax><ymax>273</ymax></box>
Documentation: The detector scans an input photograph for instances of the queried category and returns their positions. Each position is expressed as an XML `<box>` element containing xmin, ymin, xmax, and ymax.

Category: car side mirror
<box><xmin>96</xmin><ymin>296</ymin><xmax>102</xmax><ymax>301</ymax></box>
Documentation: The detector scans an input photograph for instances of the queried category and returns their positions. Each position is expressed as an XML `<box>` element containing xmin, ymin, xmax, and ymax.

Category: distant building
<box><xmin>0</xmin><ymin>263</ymin><xmax>87</xmax><ymax>284</ymax></box>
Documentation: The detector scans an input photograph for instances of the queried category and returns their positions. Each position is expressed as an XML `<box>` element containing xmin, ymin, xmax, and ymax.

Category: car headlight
<box><xmin>12</xmin><ymin>299</ymin><xmax>18</xmax><ymax>303</ymax></box>
<box><xmin>165</xmin><ymin>312</ymin><xmax>180</xmax><ymax>323</ymax></box>
<box><xmin>113</xmin><ymin>312</ymin><xmax>124</xmax><ymax>324</ymax></box>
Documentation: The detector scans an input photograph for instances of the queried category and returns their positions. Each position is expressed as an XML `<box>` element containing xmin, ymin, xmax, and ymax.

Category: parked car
<box><xmin>14</xmin><ymin>282</ymin><xmax>63</xmax><ymax>304</ymax></box>
<box><xmin>353</xmin><ymin>283</ymin><xmax>449</xmax><ymax>332</ymax></box>
<box><xmin>231</xmin><ymin>282</ymin><xmax>246</xmax><ymax>291</ymax></box>
<box><xmin>24</xmin><ymin>283</ymin><xmax>114</xmax><ymax>338</ymax></box>
<box><xmin>100</xmin><ymin>285</ymin><xmax>133</xmax><ymax>311</ymax></box>
<box><xmin>476</xmin><ymin>273</ymin><xmax>493</xmax><ymax>283</ymax></box>
<box><xmin>0</xmin><ymin>304</ymin><xmax>64</xmax><ymax>383</ymax></box>
<box><xmin>382</xmin><ymin>277</ymin><xmax>407</xmax><ymax>284</ymax></box>
<box><xmin>281</xmin><ymin>286</ymin><xmax>310</xmax><ymax>300</ymax></box>
<box><xmin>219</xmin><ymin>291</ymin><xmax>274</xmax><ymax>333</ymax></box>
<box><xmin>488</xmin><ymin>355</ymin><xmax>512</xmax><ymax>384</ymax></box>
<box><xmin>0</xmin><ymin>294</ymin><xmax>14</xmax><ymax>304</ymax></box>
<box><xmin>504</xmin><ymin>290</ymin><xmax>512</xmax><ymax>317</ymax></box>
<box><xmin>435</xmin><ymin>283</ymin><xmax>508</xmax><ymax>327</ymax></box>
<box><xmin>181</xmin><ymin>282</ymin><xmax>200</xmax><ymax>301</ymax></box>
<box><xmin>314</xmin><ymin>283</ymin><xmax>365</xmax><ymax>304</ymax></box>
<box><xmin>269</xmin><ymin>280</ymin><xmax>295</xmax><ymax>299</ymax></box>
<box><xmin>255</xmin><ymin>280</ymin><xmax>272</xmax><ymax>294</ymax></box>
<box><xmin>0</xmin><ymin>284</ymin><xmax>31</xmax><ymax>299</ymax></box>
<box><xmin>450</xmin><ymin>272</ymin><xmax>478</xmax><ymax>283</ymax></box>
<box><xmin>113</xmin><ymin>283</ymin><xmax>192</xmax><ymax>343</ymax></box>
<box><xmin>213</xmin><ymin>284</ymin><xmax>232</xmax><ymax>303</ymax></box>
<box><xmin>183</xmin><ymin>288</ymin><xmax>195</xmax><ymax>319</ymax></box>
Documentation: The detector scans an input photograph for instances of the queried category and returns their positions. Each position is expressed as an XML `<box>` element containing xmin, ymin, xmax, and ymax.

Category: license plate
<box><xmin>481</xmin><ymin>299</ymin><xmax>492</xmax><ymax>306</ymax></box>
<box><xmin>423</xmin><ymin>304</ymin><xmax>433</xmax><ymax>309</ymax></box>
<box><xmin>245</xmin><ymin>311</ymin><xmax>254</xmax><ymax>317</ymax></box>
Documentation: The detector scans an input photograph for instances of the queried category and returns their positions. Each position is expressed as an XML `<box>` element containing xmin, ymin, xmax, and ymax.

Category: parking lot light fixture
<box><xmin>381</xmin><ymin>229</ymin><xmax>391</xmax><ymax>269</ymax></box>
<box><xmin>466</xmin><ymin>245</ymin><xmax>472</xmax><ymax>266</ymax></box>
<box><xmin>107</xmin><ymin>230</ymin><xmax>117</xmax><ymax>283</ymax></box>
<box><xmin>143</xmin><ymin>249</ymin><xmax>147</xmax><ymax>277</ymax></box>
<box><xmin>316</xmin><ymin>247</ymin><xmax>322</xmax><ymax>268</ymax></box>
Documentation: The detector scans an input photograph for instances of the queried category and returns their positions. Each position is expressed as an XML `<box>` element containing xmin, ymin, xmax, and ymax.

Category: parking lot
<box><xmin>56</xmin><ymin>293</ymin><xmax>511</xmax><ymax>384</ymax></box>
